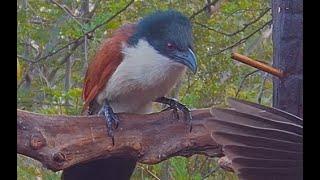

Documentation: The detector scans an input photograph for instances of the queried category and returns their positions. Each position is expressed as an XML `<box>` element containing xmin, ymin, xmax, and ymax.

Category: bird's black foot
<box><xmin>99</xmin><ymin>100</ymin><xmax>119</xmax><ymax>145</ymax></box>
<box><xmin>155</xmin><ymin>97</ymin><xmax>192</xmax><ymax>132</ymax></box>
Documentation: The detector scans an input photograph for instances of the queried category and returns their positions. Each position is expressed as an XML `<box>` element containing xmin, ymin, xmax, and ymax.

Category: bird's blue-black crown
<box><xmin>128</xmin><ymin>10</ymin><xmax>193</xmax><ymax>53</ymax></box>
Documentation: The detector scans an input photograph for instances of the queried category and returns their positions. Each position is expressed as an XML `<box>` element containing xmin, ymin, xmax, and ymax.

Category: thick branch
<box><xmin>17</xmin><ymin>108</ymin><xmax>224</xmax><ymax>172</ymax></box>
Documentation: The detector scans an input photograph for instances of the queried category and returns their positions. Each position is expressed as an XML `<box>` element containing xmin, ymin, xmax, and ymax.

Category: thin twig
<box><xmin>17</xmin><ymin>41</ymin><xmax>42</xmax><ymax>62</ymax></box>
<box><xmin>194</xmin><ymin>22</ymin><xmax>231</xmax><ymax>36</ymax></box>
<box><xmin>18</xmin><ymin>38</ymin><xmax>83</xmax><ymax>63</ymax></box>
<box><xmin>235</xmin><ymin>70</ymin><xmax>259</xmax><ymax>98</ymax></box>
<box><xmin>84</xmin><ymin>35</ymin><xmax>88</xmax><ymax>64</ymax></box>
<box><xmin>85</xmin><ymin>0</ymin><xmax>134</xmax><ymax>36</ymax></box>
<box><xmin>211</xmin><ymin>20</ymin><xmax>272</xmax><ymax>55</ymax></box>
<box><xmin>137</xmin><ymin>165</ymin><xmax>163</xmax><ymax>180</ymax></box>
<box><xmin>36</xmin><ymin>64</ymin><xmax>50</xmax><ymax>87</ymax></box>
<box><xmin>202</xmin><ymin>166</ymin><xmax>220</xmax><ymax>179</ymax></box>
<box><xmin>17</xmin><ymin>78</ymin><xmax>26</xmax><ymax>90</ymax></box>
<box><xmin>195</xmin><ymin>8</ymin><xmax>271</xmax><ymax>37</ymax></box>
<box><xmin>257</xmin><ymin>72</ymin><xmax>268</xmax><ymax>104</ymax></box>
<box><xmin>20</xmin><ymin>0</ymin><xmax>134</xmax><ymax>64</ymax></box>
<box><xmin>45</xmin><ymin>39</ymin><xmax>84</xmax><ymax>83</ymax></box>
<box><xmin>17</xmin><ymin>54</ymin><xmax>34</xmax><ymax>62</ymax></box>
<box><xmin>50</xmin><ymin>0</ymin><xmax>84</xmax><ymax>27</ymax></box>
<box><xmin>224</xmin><ymin>8</ymin><xmax>269</xmax><ymax>21</ymax></box>
<box><xmin>189</xmin><ymin>0</ymin><xmax>219</xmax><ymax>19</ymax></box>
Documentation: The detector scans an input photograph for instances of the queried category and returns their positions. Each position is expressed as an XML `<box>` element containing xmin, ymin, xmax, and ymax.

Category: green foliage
<box><xmin>17</xmin><ymin>0</ymin><xmax>273</xmax><ymax>179</ymax></box>
<box><xmin>170</xmin><ymin>157</ymin><xmax>189</xmax><ymax>179</ymax></box>
<box><xmin>17</xmin><ymin>155</ymin><xmax>61</xmax><ymax>180</ymax></box>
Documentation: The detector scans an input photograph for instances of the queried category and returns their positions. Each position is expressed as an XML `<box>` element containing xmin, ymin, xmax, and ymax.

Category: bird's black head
<box><xmin>128</xmin><ymin>10</ymin><xmax>197</xmax><ymax>73</ymax></box>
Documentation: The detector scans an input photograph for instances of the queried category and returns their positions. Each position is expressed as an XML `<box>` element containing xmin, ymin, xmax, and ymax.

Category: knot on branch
<box><xmin>30</xmin><ymin>133</ymin><xmax>46</xmax><ymax>150</ymax></box>
<box><xmin>17</xmin><ymin>109</ymin><xmax>223</xmax><ymax>171</ymax></box>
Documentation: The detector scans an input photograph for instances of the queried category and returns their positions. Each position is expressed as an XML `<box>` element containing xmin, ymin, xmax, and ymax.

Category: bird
<box><xmin>62</xmin><ymin>10</ymin><xmax>197</xmax><ymax>180</ymax></box>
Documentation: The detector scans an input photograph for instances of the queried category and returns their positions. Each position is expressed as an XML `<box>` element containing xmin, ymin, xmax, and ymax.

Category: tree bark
<box><xmin>17</xmin><ymin>108</ymin><xmax>224</xmax><ymax>172</ymax></box>
<box><xmin>272</xmin><ymin>0</ymin><xmax>303</xmax><ymax>117</ymax></box>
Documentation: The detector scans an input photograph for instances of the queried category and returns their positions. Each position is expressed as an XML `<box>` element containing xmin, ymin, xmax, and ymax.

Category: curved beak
<box><xmin>172</xmin><ymin>48</ymin><xmax>197</xmax><ymax>74</ymax></box>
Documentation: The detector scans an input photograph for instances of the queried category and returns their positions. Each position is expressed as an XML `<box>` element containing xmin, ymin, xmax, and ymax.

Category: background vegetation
<box><xmin>17</xmin><ymin>0</ymin><xmax>273</xmax><ymax>179</ymax></box>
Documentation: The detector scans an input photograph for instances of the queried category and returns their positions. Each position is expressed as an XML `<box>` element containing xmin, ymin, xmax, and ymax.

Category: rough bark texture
<box><xmin>272</xmin><ymin>0</ymin><xmax>303</xmax><ymax>117</ymax></box>
<box><xmin>17</xmin><ymin>108</ymin><xmax>224</xmax><ymax>172</ymax></box>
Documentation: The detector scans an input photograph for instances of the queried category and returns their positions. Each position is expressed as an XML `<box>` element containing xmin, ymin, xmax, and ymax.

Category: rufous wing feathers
<box><xmin>82</xmin><ymin>24</ymin><xmax>136</xmax><ymax>112</ymax></box>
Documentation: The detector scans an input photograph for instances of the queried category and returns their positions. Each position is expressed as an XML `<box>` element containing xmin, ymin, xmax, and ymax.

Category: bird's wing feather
<box><xmin>82</xmin><ymin>24</ymin><xmax>136</xmax><ymax>111</ymax></box>
<box><xmin>210</xmin><ymin>98</ymin><xmax>303</xmax><ymax>180</ymax></box>
<box><xmin>227</xmin><ymin>97</ymin><xmax>302</xmax><ymax>126</ymax></box>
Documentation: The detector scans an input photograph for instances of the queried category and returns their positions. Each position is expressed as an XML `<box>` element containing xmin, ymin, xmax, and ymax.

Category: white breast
<box><xmin>96</xmin><ymin>39</ymin><xmax>186</xmax><ymax>114</ymax></box>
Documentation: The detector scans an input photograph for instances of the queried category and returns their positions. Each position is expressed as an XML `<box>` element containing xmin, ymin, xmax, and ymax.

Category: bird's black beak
<box><xmin>172</xmin><ymin>48</ymin><xmax>197</xmax><ymax>74</ymax></box>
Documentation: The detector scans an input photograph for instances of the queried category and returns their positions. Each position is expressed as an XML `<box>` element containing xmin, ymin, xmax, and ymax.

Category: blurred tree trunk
<box><xmin>80</xmin><ymin>0</ymin><xmax>90</xmax><ymax>76</ymax></box>
<box><xmin>64</xmin><ymin>46</ymin><xmax>73</xmax><ymax>106</ymax></box>
<box><xmin>272</xmin><ymin>0</ymin><xmax>303</xmax><ymax>117</ymax></box>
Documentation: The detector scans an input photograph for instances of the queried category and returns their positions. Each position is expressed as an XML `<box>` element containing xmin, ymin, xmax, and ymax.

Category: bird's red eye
<box><xmin>167</xmin><ymin>43</ymin><xmax>175</xmax><ymax>50</ymax></box>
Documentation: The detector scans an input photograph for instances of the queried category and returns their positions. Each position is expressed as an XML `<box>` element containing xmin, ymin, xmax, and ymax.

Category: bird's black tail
<box><xmin>62</xmin><ymin>157</ymin><xmax>137</xmax><ymax>180</ymax></box>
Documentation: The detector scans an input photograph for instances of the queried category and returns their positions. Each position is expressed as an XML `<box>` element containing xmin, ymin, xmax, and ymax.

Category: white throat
<box><xmin>96</xmin><ymin>39</ymin><xmax>186</xmax><ymax>114</ymax></box>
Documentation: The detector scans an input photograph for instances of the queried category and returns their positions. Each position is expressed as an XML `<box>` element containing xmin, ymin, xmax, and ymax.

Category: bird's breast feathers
<box><xmin>96</xmin><ymin>39</ymin><xmax>186</xmax><ymax>113</ymax></box>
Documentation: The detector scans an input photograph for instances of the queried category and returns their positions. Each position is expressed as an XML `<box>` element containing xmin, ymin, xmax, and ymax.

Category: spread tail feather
<box><xmin>211</xmin><ymin>98</ymin><xmax>303</xmax><ymax>180</ymax></box>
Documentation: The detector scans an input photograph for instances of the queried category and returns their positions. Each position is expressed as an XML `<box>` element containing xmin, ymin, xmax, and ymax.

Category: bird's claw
<box><xmin>99</xmin><ymin>101</ymin><xmax>119</xmax><ymax>145</ymax></box>
<box><xmin>159</xmin><ymin>97</ymin><xmax>192</xmax><ymax>132</ymax></box>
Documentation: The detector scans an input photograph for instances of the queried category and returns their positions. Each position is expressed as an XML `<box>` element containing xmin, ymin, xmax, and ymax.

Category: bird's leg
<box><xmin>155</xmin><ymin>97</ymin><xmax>192</xmax><ymax>131</ymax></box>
<box><xmin>99</xmin><ymin>100</ymin><xmax>119</xmax><ymax>145</ymax></box>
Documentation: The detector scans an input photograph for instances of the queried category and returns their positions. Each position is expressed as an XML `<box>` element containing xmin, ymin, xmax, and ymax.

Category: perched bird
<box><xmin>62</xmin><ymin>10</ymin><xmax>197</xmax><ymax>180</ymax></box>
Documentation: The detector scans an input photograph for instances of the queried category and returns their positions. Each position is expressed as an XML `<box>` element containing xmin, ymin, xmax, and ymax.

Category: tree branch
<box><xmin>235</xmin><ymin>70</ymin><xmax>259</xmax><ymax>98</ymax></box>
<box><xmin>50</xmin><ymin>0</ymin><xmax>84</xmax><ymax>27</ymax></box>
<box><xmin>137</xmin><ymin>165</ymin><xmax>161</xmax><ymax>180</ymax></box>
<box><xmin>86</xmin><ymin>0</ymin><xmax>134</xmax><ymax>35</ymax></box>
<box><xmin>211</xmin><ymin>20</ymin><xmax>272</xmax><ymax>55</ymax></box>
<box><xmin>195</xmin><ymin>8</ymin><xmax>271</xmax><ymax>37</ymax></box>
<box><xmin>17</xmin><ymin>108</ymin><xmax>224</xmax><ymax>172</ymax></box>
<box><xmin>257</xmin><ymin>72</ymin><xmax>268</xmax><ymax>104</ymax></box>
<box><xmin>189</xmin><ymin>0</ymin><xmax>219</xmax><ymax>19</ymax></box>
<box><xmin>46</xmin><ymin>39</ymin><xmax>84</xmax><ymax>84</ymax></box>
<box><xmin>17</xmin><ymin>54</ymin><xmax>34</xmax><ymax>62</ymax></box>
